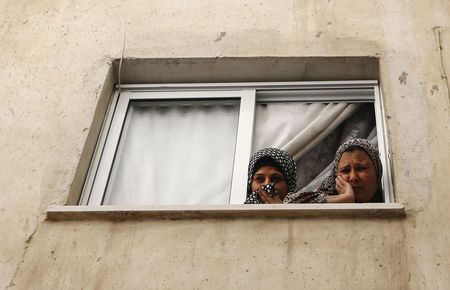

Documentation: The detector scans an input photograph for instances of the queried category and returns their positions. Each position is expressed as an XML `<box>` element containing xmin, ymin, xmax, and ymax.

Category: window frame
<box><xmin>79</xmin><ymin>80</ymin><xmax>394</xmax><ymax>205</ymax></box>
<box><xmin>81</xmin><ymin>90</ymin><xmax>256</xmax><ymax>205</ymax></box>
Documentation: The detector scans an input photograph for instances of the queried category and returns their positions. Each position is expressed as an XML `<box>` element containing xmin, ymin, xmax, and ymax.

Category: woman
<box><xmin>244</xmin><ymin>148</ymin><xmax>297</xmax><ymax>204</ymax></box>
<box><xmin>284</xmin><ymin>138</ymin><xmax>384</xmax><ymax>203</ymax></box>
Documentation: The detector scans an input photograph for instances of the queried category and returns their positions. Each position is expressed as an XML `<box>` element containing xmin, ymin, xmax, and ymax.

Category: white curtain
<box><xmin>103</xmin><ymin>99</ymin><xmax>239</xmax><ymax>205</ymax></box>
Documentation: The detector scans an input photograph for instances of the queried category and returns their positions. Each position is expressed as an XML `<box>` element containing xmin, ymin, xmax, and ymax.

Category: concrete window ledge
<box><xmin>47</xmin><ymin>203</ymin><xmax>405</xmax><ymax>220</ymax></box>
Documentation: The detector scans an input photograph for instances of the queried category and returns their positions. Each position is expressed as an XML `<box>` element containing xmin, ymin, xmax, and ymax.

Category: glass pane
<box><xmin>104</xmin><ymin>99</ymin><xmax>240</xmax><ymax>205</ymax></box>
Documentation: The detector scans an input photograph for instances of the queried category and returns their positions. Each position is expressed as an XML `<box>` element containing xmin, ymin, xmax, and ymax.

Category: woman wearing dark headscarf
<box><xmin>245</xmin><ymin>148</ymin><xmax>297</xmax><ymax>204</ymax></box>
<box><xmin>284</xmin><ymin>138</ymin><xmax>384</xmax><ymax>203</ymax></box>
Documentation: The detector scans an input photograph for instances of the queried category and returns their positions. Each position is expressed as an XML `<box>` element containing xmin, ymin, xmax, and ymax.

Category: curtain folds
<box><xmin>281</xmin><ymin>103</ymin><xmax>361</xmax><ymax>161</ymax></box>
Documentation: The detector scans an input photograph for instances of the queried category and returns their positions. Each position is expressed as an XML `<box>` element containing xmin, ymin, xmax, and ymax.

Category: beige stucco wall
<box><xmin>1</xmin><ymin>0</ymin><xmax>449</xmax><ymax>289</ymax></box>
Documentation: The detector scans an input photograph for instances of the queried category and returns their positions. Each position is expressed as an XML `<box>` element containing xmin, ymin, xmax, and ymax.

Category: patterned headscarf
<box><xmin>245</xmin><ymin>148</ymin><xmax>297</xmax><ymax>204</ymax></box>
<box><xmin>317</xmin><ymin>138</ymin><xmax>383</xmax><ymax>196</ymax></box>
<box><xmin>285</xmin><ymin>138</ymin><xmax>383</xmax><ymax>203</ymax></box>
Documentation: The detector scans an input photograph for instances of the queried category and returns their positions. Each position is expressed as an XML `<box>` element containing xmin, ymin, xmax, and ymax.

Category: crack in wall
<box><xmin>433</xmin><ymin>26</ymin><xmax>450</xmax><ymax>105</ymax></box>
<box><xmin>5</xmin><ymin>225</ymin><xmax>39</xmax><ymax>290</ymax></box>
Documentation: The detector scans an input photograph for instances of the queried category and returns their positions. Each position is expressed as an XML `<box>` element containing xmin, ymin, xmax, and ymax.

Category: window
<box><xmin>79</xmin><ymin>81</ymin><xmax>393</xmax><ymax>205</ymax></box>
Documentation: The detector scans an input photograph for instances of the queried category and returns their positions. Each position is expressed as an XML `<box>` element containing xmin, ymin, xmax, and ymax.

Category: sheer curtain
<box><xmin>103</xmin><ymin>99</ymin><xmax>240</xmax><ymax>205</ymax></box>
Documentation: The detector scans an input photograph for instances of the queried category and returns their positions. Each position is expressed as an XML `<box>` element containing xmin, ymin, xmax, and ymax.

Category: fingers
<box><xmin>271</xmin><ymin>195</ymin><xmax>284</xmax><ymax>203</ymax></box>
<box><xmin>335</xmin><ymin>176</ymin><xmax>350</xmax><ymax>195</ymax></box>
<box><xmin>335</xmin><ymin>176</ymin><xmax>343</xmax><ymax>193</ymax></box>
<box><xmin>335</xmin><ymin>176</ymin><xmax>355</xmax><ymax>201</ymax></box>
<box><xmin>336</xmin><ymin>175</ymin><xmax>344</xmax><ymax>185</ymax></box>
<box><xmin>257</xmin><ymin>189</ymin><xmax>273</xmax><ymax>204</ymax></box>
<box><xmin>257</xmin><ymin>188</ymin><xmax>283</xmax><ymax>204</ymax></box>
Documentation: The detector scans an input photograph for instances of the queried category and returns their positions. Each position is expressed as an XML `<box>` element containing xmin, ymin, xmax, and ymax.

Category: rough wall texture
<box><xmin>0</xmin><ymin>0</ymin><xmax>449</xmax><ymax>289</ymax></box>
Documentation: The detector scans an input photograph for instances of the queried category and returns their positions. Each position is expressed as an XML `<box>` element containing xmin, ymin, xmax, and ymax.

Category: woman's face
<box><xmin>251</xmin><ymin>165</ymin><xmax>289</xmax><ymax>199</ymax></box>
<box><xmin>337</xmin><ymin>149</ymin><xmax>378</xmax><ymax>202</ymax></box>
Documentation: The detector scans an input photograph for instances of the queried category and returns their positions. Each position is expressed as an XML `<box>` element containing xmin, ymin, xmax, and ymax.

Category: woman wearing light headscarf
<box><xmin>284</xmin><ymin>138</ymin><xmax>384</xmax><ymax>203</ymax></box>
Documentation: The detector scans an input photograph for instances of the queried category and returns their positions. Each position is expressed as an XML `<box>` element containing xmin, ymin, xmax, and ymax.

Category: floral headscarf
<box><xmin>285</xmin><ymin>138</ymin><xmax>383</xmax><ymax>203</ymax></box>
<box><xmin>245</xmin><ymin>148</ymin><xmax>297</xmax><ymax>204</ymax></box>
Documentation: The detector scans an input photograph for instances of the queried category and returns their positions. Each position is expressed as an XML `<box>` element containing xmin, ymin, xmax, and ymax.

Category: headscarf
<box><xmin>285</xmin><ymin>138</ymin><xmax>383</xmax><ymax>203</ymax></box>
<box><xmin>244</xmin><ymin>148</ymin><xmax>297</xmax><ymax>204</ymax></box>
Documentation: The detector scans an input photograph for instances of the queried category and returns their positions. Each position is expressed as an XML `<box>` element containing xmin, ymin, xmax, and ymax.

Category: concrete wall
<box><xmin>1</xmin><ymin>0</ymin><xmax>449</xmax><ymax>289</ymax></box>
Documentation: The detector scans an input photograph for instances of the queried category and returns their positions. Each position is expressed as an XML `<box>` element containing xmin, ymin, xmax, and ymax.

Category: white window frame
<box><xmin>80</xmin><ymin>80</ymin><xmax>394</xmax><ymax>205</ymax></box>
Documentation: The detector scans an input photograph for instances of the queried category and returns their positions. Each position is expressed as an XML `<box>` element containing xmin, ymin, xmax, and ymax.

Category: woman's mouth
<box><xmin>352</xmin><ymin>185</ymin><xmax>363</xmax><ymax>192</ymax></box>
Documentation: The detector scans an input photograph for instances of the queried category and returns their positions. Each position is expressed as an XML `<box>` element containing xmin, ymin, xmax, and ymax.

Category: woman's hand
<box><xmin>334</xmin><ymin>175</ymin><xmax>355</xmax><ymax>202</ymax></box>
<box><xmin>327</xmin><ymin>176</ymin><xmax>355</xmax><ymax>203</ymax></box>
<box><xmin>257</xmin><ymin>188</ymin><xmax>284</xmax><ymax>204</ymax></box>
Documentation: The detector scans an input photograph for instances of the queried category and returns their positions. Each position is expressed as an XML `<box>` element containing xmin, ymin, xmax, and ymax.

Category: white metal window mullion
<box><xmin>88</xmin><ymin>91</ymin><xmax>132</xmax><ymax>205</ymax></box>
<box><xmin>119</xmin><ymin>80</ymin><xmax>379</xmax><ymax>92</ymax></box>
<box><xmin>256</xmin><ymin>88</ymin><xmax>375</xmax><ymax>102</ymax></box>
<box><xmin>373</xmin><ymin>85</ymin><xmax>393</xmax><ymax>203</ymax></box>
<box><xmin>128</xmin><ymin>90</ymin><xmax>245</xmax><ymax>100</ymax></box>
<box><xmin>229</xmin><ymin>90</ymin><xmax>256</xmax><ymax>204</ymax></box>
<box><xmin>79</xmin><ymin>91</ymin><xmax>120</xmax><ymax>205</ymax></box>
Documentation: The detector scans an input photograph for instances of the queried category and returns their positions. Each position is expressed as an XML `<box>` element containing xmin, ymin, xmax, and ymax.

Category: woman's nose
<box><xmin>348</xmin><ymin>170</ymin><xmax>359</xmax><ymax>182</ymax></box>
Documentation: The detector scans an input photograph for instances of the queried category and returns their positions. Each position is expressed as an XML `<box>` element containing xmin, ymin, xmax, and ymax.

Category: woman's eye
<box><xmin>253</xmin><ymin>176</ymin><xmax>264</xmax><ymax>183</ymax></box>
<box><xmin>271</xmin><ymin>176</ymin><xmax>283</xmax><ymax>183</ymax></box>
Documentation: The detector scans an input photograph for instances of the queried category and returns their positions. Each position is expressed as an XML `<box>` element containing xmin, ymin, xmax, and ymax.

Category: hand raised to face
<box><xmin>335</xmin><ymin>175</ymin><xmax>355</xmax><ymax>203</ymax></box>
<box><xmin>256</xmin><ymin>185</ymin><xmax>285</xmax><ymax>204</ymax></box>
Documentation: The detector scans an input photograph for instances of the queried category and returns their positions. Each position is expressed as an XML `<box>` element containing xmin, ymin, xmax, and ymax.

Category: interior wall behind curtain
<box><xmin>252</xmin><ymin>102</ymin><xmax>376</xmax><ymax>192</ymax></box>
<box><xmin>104</xmin><ymin>100</ymin><xmax>240</xmax><ymax>205</ymax></box>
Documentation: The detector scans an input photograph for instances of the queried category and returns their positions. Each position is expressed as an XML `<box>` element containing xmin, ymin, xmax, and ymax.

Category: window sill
<box><xmin>46</xmin><ymin>203</ymin><xmax>405</xmax><ymax>220</ymax></box>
